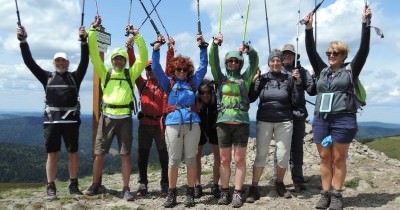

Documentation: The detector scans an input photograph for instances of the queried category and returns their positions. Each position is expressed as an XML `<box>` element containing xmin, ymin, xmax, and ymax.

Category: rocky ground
<box><xmin>1</xmin><ymin>124</ymin><xmax>400</xmax><ymax>210</ymax></box>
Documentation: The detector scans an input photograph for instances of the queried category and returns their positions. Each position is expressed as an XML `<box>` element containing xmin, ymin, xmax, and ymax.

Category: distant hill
<box><xmin>356</xmin><ymin>122</ymin><xmax>400</xmax><ymax>140</ymax></box>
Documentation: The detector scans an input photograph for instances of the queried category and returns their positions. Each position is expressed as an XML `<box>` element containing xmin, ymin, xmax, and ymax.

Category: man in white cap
<box><xmin>17</xmin><ymin>24</ymin><xmax>89</xmax><ymax>200</ymax></box>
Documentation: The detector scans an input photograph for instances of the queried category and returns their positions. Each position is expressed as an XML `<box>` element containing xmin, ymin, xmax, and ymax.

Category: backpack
<box><xmin>103</xmin><ymin>68</ymin><xmax>138</xmax><ymax>114</ymax></box>
<box><xmin>345</xmin><ymin>64</ymin><xmax>366</xmax><ymax>110</ymax></box>
<box><xmin>166</xmin><ymin>76</ymin><xmax>197</xmax><ymax>113</ymax></box>
<box><xmin>216</xmin><ymin>75</ymin><xmax>250</xmax><ymax>112</ymax></box>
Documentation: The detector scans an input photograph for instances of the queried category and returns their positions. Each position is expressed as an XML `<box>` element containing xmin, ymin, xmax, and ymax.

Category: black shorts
<box><xmin>44</xmin><ymin>123</ymin><xmax>80</xmax><ymax>153</ymax></box>
<box><xmin>199</xmin><ymin>128</ymin><xmax>218</xmax><ymax>146</ymax></box>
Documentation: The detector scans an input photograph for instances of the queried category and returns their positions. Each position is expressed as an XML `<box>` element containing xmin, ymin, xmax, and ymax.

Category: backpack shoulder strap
<box><xmin>123</xmin><ymin>68</ymin><xmax>134</xmax><ymax>92</ymax></box>
<box><xmin>103</xmin><ymin>68</ymin><xmax>113</xmax><ymax>89</ymax></box>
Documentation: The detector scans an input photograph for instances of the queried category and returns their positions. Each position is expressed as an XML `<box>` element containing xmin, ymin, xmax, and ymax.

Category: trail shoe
<box><xmin>211</xmin><ymin>184</ymin><xmax>221</xmax><ymax>198</ymax></box>
<box><xmin>315</xmin><ymin>190</ymin><xmax>331</xmax><ymax>209</ymax></box>
<box><xmin>84</xmin><ymin>183</ymin><xmax>100</xmax><ymax>196</ymax></box>
<box><xmin>246</xmin><ymin>185</ymin><xmax>260</xmax><ymax>203</ymax></box>
<box><xmin>46</xmin><ymin>182</ymin><xmax>57</xmax><ymax>200</ymax></box>
<box><xmin>194</xmin><ymin>184</ymin><xmax>203</xmax><ymax>198</ymax></box>
<box><xmin>231</xmin><ymin>190</ymin><xmax>244</xmax><ymax>208</ymax></box>
<box><xmin>328</xmin><ymin>190</ymin><xmax>344</xmax><ymax>210</ymax></box>
<box><xmin>294</xmin><ymin>182</ymin><xmax>307</xmax><ymax>193</ymax></box>
<box><xmin>122</xmin><ymin>187</ymin><xmax>134</xmax><ymax>201</ymax></box>
<box><xmin>160</xmin><ymin>183</ymin><xmax>169</xmax><ymax>197</ymax></box>
<box><xmin>163</xmin><ymin>188</ymin><xmax>177</xmax><ymax>208</ymax></box>
<box><xmin>275</xmin><ymin>181</ymin><xmax>292</xmax><ymax>198</ymax></box>
<box><xmin>218</xmin><ymin>188</ymin><xmax>230</xmax><ymax>205</ymax></box>
<box><xmin>68</xmin><ymin>180</ymin><xmax>83</xmax><ymax>195</ymax></box>
<box><xmin>136</xmin><ymin>183</ymin><xmax>148</xmax><ymax>197</ymax></box>
<box><xmin>184</xmin><ymin>187</ymin><xmax>195</xmax><ymax>207</ymax></box>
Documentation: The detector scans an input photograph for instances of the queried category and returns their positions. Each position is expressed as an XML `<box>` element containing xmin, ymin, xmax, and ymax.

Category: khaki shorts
<box><xmin>94</xmin><ymin>115</ymin><xmax>133</xmax><ymax>155</ymax></box>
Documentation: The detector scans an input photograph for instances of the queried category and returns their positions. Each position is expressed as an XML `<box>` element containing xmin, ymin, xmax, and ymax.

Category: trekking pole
<box><xmin>364</xmin><ymin>0</ymin><xmax>384</xmax><ymax>38</ymax></box>
<box><xmin>149</xmin><ymin>0</ymin><xmax>170</xmax><ymax>38</ymax></box>
<box><xmin>314</xmin><ymin>0</ymin><xmax>317</xmax><ymax>49</ymax></box>
<box><xmin>295</xmin><ymin>0</ymin><xmax>301</xmax><ymax>68</ymax></box>
<box><xmin>14</xmin><ymin>0</ymin><xmax>22</xmax><ymax>26</ymax></box>
<box><xmin>94</xmin><ymin>0</ymin><xmax>100</xmax><ymax>17</ymax></box>
<box><xmin>196</xmin><ymin>0</ymin><xmax>209</xmax><ymax>48</ymax></box>
<box><xmin>299</xmin><ymin>0</ymin><xmax>325</xmax><ymax>25</ymax></box>
<box><xmin>264</xmin><ymin>0</ymin><xmax>271</xmax><ymax>53</ymax></box>
<box><xmin>125</xmin><ymin>0</ymin><xmax>132</xmax><ymax>36</ymax></box>
<box><xmin>212</xmin><ymin>0</ymin><xmax>223</xmax><ymax>46</ymax></box>
<box><xmin>138</xmin><ymin>0</ymin><xmax>163</xmax><ymax>31</ymax></box>
<box><xmin>80</xmin><ymin>0</ymin><xmax>85</xmax><ymax>27</ymax></box>
<box><xmin>242</xmin><ymin>0</ymin><xmax>250</xmax><ymax>45</ymax></box>
<box><xmin>138</xmin><ymin>0</ymin><xmax>165</xmax><ymax>46</ymax></box>
<box><xmin>218</xmin><ymin>0</ymin><xmax>223</xmax><ymax>35</ymax></box>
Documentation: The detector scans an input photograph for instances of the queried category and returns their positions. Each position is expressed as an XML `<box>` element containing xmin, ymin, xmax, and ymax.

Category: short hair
<box><xmin>328</xmin><ymin>41</ymin><xmax>349</xmax><ymax>57</ymax></box>
<box><xmin>167</xmin><ymin>55</ymin><xmax>194</xmax><ymax>77</ymax></box>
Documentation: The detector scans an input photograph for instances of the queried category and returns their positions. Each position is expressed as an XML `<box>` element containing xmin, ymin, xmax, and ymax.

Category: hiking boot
<box><xmin>184</xmin><ymin>187</ymin><xmax>195</xmax><ymax>207</ymax></box>
<box><xmin>275</xmin><ymin>181</ymin><xmax>292</xmax><ymax>198</ymax></box>
<box><xmin>136</xmin><ymin>183</ymin><xmax>148</xmax><ymax>197</ymax></box>
<box><xmin>328</xmin><ymin>190</ymin><xmax>343</xmax><ymax>210</ymax></box>
<box><xmin>218</xmin><ymin>188</ymin><xmax>230</xmax><ymax>205</ymax></box>
<box><xmin>246</xmin><ymin>185</ymin><xmax>260</xmax><ymax>203</ymax></box>
<box><xmin>163</xmin><ymin>188</ymin><xmax>177</xmax><ymax>208</ymax></box>
<box><xmin>122</xmin><ymin>187</ymin><xmax>134</xmax><ymax>201</ymax></box>
<box><xmin>160</xmin><ymin>183</ymin><xmax>169</xmax><ymax>197</ymax></box>
<box><xmin>211</xmin><ymin>184</ymin><xmax>221</xmax><ymax>198</ymax></box>
<box><xmin>232</xmin><ymin>190</ymin><xmax>244</xmax><ymax>208</ymax></box>
<box><xmin>294</xmin><ymin>182</ymin><xmax>307</xmax><ymax>193</ymax></box>
<box><xmin>84</xmin><ymin>183</ymin><xmax>100</xmax><ymax>196</ymax></box>
<box><xmin>315</xmin><ymin>190</ymin><xmax>331</xmax><ymax>209</ymax></box>
<box><xmin>68</xmin><ymin>182</ymin><xmax>83</xmax><ymax>195</ymax></box>
<box><xmin>194</xmin><ymin>184</ymin><xmax>203</xmax><ymax>198</ymax></box>
<box><xmin>46</xmin><ymin>182</ymin><xmax>57</xmax><ymax>200</ymax></box>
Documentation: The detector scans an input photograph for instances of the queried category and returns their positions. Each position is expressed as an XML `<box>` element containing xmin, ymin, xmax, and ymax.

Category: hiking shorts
<box><xmin>216</xmin><ymin>123</ymin><xmax>249</xmax><ymax>148</ymax></box>
<box><xmin>199</xmin><ymin>128</ymin><xmax>218</xmax><ymax>146</ymax></box>
<box><xmin>94</xmin><ymin>115</ymin><xmax>133</xmax><ymax>155</ymax></box>
<box><xmin>44</xmin><ymin>123</ymin><xmax>80</xmax><ymax>153</ymax></box>
<box><xmin>313</xmin><ymin>113</ymin><xmax>357</xmax><ymax>144</ymax></box>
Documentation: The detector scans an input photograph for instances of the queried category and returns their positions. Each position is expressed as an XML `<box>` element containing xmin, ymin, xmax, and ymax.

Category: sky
<box><xmin>0</xmin><ymin>0</ymin><xmax>399</xmax><ymax>123</ymax></box>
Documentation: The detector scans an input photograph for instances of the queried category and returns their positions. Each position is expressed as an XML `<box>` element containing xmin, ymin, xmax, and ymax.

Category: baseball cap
<box><xmin>53</xmin><ymin>52</ymin><xmax>69</xmax><ymax>61</ymax></box>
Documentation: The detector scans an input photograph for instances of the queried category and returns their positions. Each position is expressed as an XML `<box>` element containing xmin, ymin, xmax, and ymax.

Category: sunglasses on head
<box><xmin>325</xmin><ymin>51</ymin><xmax>341</xmax><ymax>57</ymax></box>
<box><xmin>226</xmin><ymin>58</ymin><xmax>240</xmax><ymax>64</ymax></box>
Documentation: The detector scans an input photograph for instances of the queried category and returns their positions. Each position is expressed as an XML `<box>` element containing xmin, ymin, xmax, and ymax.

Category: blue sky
<box><xmin>0</xmin><ymin>0</ymin><xmax>399</xmax><ymax>123</ymax></box>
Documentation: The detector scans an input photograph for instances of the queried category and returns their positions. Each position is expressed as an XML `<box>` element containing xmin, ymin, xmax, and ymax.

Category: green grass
<box><xmin>344</xmin><ymin>177</ymin><xmax>360</xmax><ymax>189</ymax></box>
<box><xmin>364</xmin><ymin>136</ymin><xmax>400</xmax><ymax>160</ymax></box>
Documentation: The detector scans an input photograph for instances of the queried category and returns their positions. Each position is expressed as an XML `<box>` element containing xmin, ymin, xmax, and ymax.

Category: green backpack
<box><xmin>346</xmin><ymin>64</ymin><xmax>366</xmax><ymax>110</ymax></box>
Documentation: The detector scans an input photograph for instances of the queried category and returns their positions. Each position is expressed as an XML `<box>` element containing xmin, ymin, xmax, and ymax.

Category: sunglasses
<box><xmin>226</xmin><ymin>58</ymin><xmax>240</xmax><ymax>64</ymax></box>
<box><xmin>325</xmin><ymin>51</ymin><xmax>341</xmax><ymax>57</ymax></box>
<box><xmin>176</xmin><ymin>68</ymin><xmax>188</xmax><ymax>73</ymax></box>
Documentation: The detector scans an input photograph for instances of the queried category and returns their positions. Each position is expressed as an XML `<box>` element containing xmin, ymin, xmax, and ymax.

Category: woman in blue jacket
<box><xmin>151</xmin><ymin>34</ymin><xmax>208</xmax><ymax>208</ymax></box>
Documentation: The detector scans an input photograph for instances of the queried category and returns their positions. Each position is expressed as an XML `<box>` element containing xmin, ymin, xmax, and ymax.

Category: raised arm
<box><xmin>304</xmin><ymin>14</ymin><xmax>327</xmax><ymax>78</ymax></box>
<box><xmin>350</xmin><ymin>6</ymin><xmax>372</xmax><ymax>79</ymax></box>
<box><xmin>209</xmin><ymin>34</ymin><xmax>224</xmax><ymax>84</ymax></box>
<box><xmin>240</xmin><ymin>44</ymin><xmax>259</xmax><ymax>90</ymax></box>
<box><xmin>17</xmin><ymin>25</ymin><xmax>49</xmax><ymax>85</ymax></box>
<box><xmin>127</xmin><ymin>25</ymin><xmax>148</xmax><ymax>82</ymax></box>
<box><xmin>151</xmin><ymin>35</ymin><xmax>170</xmax><ymax>92</ymax></box>
<box><xmin>88</xmin><ymin>16</ymin><xmax>107</xmax><ymax>79</ymax></box>
<box><xmin>74</xmin><ymin>26</ymin><xmax>89</xmax><ymax>83</ymax></box>
<box><xmin>192</xmin><ymin>34</ymin><xmax>208</xmax><ymax>88</ymax></box>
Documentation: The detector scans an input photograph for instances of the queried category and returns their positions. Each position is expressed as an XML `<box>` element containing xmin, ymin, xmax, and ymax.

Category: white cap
<box><xmin>53</xmin><ymin>52</ymin><xmax>69</xmax><ymax>61</ymax></box>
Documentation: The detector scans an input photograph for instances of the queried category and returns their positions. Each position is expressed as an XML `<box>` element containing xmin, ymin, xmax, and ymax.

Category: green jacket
<box><xmin>88</xmin><ymin>27</ymin><xmax>148</xmax><ymax>116</ymax></box>
<box><xmin>209</xmin><ymin>44</ymin><xmax>259</xmax><ymax>124</ymax></box>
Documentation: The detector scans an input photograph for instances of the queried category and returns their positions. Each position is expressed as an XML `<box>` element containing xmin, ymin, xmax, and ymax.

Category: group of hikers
<box><xmin>16</xmin><ymin>4</ymin><xmax>372</xmax><ymax>210</ymax></box>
